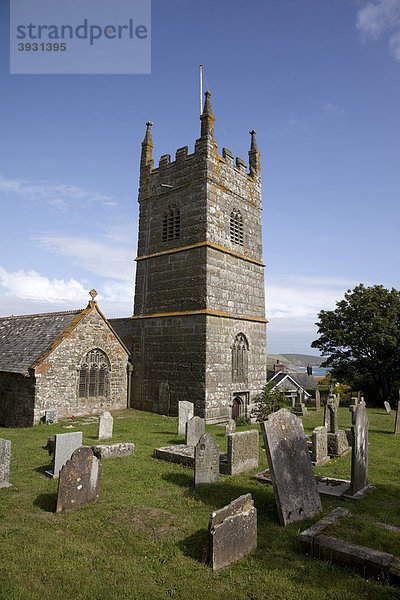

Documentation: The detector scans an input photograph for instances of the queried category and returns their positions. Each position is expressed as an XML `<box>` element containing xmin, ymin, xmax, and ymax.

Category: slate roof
<box><xmin>0</xmin><ymin>309</ymin><xmax>83</xmax><ymax>375</ymax></box>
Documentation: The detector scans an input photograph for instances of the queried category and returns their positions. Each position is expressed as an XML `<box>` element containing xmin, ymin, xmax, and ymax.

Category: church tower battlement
<box><xmin>132</xmin><ymin>91</ymin><xmax>267</xmax><ymax>422</ymax></box>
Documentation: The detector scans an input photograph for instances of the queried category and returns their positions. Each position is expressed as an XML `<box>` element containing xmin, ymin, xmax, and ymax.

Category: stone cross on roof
<box><xmin>89</xmin><ymin>289</ymin><xmax>98</xmax><ymax>305</ymax></box>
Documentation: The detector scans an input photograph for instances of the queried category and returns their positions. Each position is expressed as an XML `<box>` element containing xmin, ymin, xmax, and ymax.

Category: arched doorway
<box><xmin>232</xmin><ymin>395</ymin><xmax>242</xmax><ymax>419</ymax></box>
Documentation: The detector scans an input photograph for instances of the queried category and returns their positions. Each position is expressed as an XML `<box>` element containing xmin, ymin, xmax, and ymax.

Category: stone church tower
<box><xmin>131</xmin><ymin>92</ymin><xmax>267</xmax><ymax>423</ymax></box>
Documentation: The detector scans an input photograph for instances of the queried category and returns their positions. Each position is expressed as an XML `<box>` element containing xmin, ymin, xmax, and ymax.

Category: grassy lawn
<box><xmin>0</xmin><ymin>406</ymin><xmax>399</xmax><ymax>600</ymax></box>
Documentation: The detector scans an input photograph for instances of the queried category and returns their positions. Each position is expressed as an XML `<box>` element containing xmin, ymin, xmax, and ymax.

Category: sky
<box><xmin>0</xmin><ymin>0</ymin><xmax>399</xmax><ymax>356</ymax></box>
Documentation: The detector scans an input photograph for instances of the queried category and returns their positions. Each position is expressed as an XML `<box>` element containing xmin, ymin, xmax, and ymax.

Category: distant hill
<box><xmin>267</xmin><ymin>353</ymin><xmax>325</xmax><ymax>370</ymax></box>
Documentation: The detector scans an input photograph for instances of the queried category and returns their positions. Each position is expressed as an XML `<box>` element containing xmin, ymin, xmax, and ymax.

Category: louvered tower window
<box><xmin>230</xmin><ymin>209</ymin><xmax>243</xmax><ymax>245</ymax></box>
<box><xmin>162</xmin><ymin>205</ymin><xmax>180</xmax><ymax>241</ymax></box>
<box><xmin>78</xmin><ymin>349</ymin><xmax>110</xmax><ymax>399</ymax></box>
<box><xmin>232</xmin><ymin>333</ymin><xmax>249</xmax><ymax>383</ymax></box>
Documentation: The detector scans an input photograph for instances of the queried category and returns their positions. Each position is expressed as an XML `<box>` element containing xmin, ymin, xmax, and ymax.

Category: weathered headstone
<box><xmin>194</xmin><ymin>433</ymin><xmax>220</xmax><ymax>487</ymax></box>
<box><xmin>56</xmin><ymin>446</ymin><xmax>101</xmax><ymax>513</ymax></box>
<box><xmin>349</xmin><ymin>397</ymin><xmax>358</xmax><ymax>424</ymax></box>
<box><xmin>185</xmin><ymin>416</ymin><xmax>205</xmax><ymax>447</ymax></box>
<box><xmin>293</xmin><ymin>392</ymin><xmax>306</xmax><ymax>416</ymax></box>
<box><xmin>315</xmin><ymin>389</ymin><xmax>321</xmax><ymax>411</ymax></box>
<box><xmin>327</xmin><ymin>395</ymin><xmax>339</xmax><ymax>433</ymax></box>
<box><xmin>0</xmin><ymin>439</ymin><xmax>12</xmax><ymax>488</ymax></box>
<box><xmin>311</xmin><ymin>426</ymin><xmax>329</xmax><ymax>466</ymax></box>
<box><xmin>208</xmin><ymin>494</ymin><xmax>257</xmax><ymax>571</ymax></box>
<box><xmin>45</xmin><ymin>409</ymin><xmax>58</xmax><ymax>424</ymax></box>
<box><xmin>97</xmin><ymin>411</ymin><xmax>113</xmax><ymax>440</ymax></box>
<box><xmin>384</xmin><ymin>401</ymin><xmax>392</xmax><ymax>415</ymax></box>
<box><xmin>349</xmin><ymin>402</ymin><xmax>369</xmax><ymax>495</ymax></box>
<box><xmin>395</xmin><ymin>401</ymin><xmax>400</xmax><ymax>435</ymax></box>
<box><xmin>46</xmin><ymin>431</ymin><xmax>82</xmax><ymax>478</ymax></box>
<box><xmin>225</xmin><ymin>419</ymin><xmax>236</xmax><ymax>437</ymax></box>
<box><xmin>260</xmin><ymin>409</ymin><xmax>322</xmax><ymax>526</ymax></box>
<box><xmin>178</xmin><ymin>401</ymin><xmax>194</xmax><ymax>436</ymax></box>
<box><xmin>225</xmin><ymin>430</ymin><xmax>259</xmax><ymax>475</ymax></box>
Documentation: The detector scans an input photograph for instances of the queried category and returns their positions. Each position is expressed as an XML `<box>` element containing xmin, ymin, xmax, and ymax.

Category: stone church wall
<box><xmin>33</xmin><ymin>309</ymin><xmax>128</xmax><ymax>425</ymax></box>
<box><xmin>0</xmin><ymin>372</ymin><xmax>35</xmax><ymax>427</ymax></box>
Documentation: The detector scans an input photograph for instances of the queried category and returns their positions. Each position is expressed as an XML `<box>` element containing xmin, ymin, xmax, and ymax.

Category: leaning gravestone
<box><xmin>178</xmin><ymin>401</ymin><xmax>194</xmax><ymax>436</ymax></box>
<box><xmin>194</xmin><ymin>433</ymin><xmax>220</xmax><ymax>488</ymax></box>
<box><xmin>384</xmin><ymin>401</ymin><xmax>392</xmax><ymax>415</ymax></box>
<box><xmin>349</xmin><ymin>402</ymin><xmax>369</xmax><ymax>495</ymax></box>
<box><xmin>185</xmin><ymin>416</ymin><xmax>205</xmax><ymax>447</ymax></box>
<box><xmin>395</xmin><ymin>401</ymin><xmax>400</xmax><ymax>435</ymax></box>
<box><xmin>226</xmin><ymin>430</ymin><xmax>259</xmax><ymax>475</ymax></box>
<box><xmin>56</xmin><ymin>446</ymin><xmax>101</xmax><ymax>513</ymax></box>
<box><xmin>225</xmin><ymin>419</ymin><xmax>236</xmax><ymax>437</ymax></box>
<box><xmin>46</xmin><ymin>431</ymin><xmax>82</xmax><ymax>478</ymax></box>
<box><xmin>208</xmin><ymin>494</ymin><xmax>257</xmax><ymax>571</ymax></box>
<box><xmin>97</xmin><ymin>411</ymin><xmax>113</xmax><ymax>440</ymax></box>
<box><xmin>261</xmin><ymin>408</ymin><xmax>322</xmax><ymax>526</ymax></box>
<box><xmin>0</xmin><ymin>438</ymin><xmax>12</xmax><ymax>488</ymax></box>
<box><xmin>45</xmin><ymin>409</ymin><xmax>58</xmax><ymax>424</ymax></box>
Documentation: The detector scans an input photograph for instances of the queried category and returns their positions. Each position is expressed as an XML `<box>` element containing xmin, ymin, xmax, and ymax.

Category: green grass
<box><xmin>0</xmin><ymin>407</ymin><xmax>399</xmax><ymax>600</ymax></box>
<box><xmin>323</xmin><ymin>516</ymin><xmax>400</xmax><ymax>556</ymax></box>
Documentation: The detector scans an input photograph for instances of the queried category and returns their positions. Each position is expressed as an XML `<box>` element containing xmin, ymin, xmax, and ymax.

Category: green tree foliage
<box><xmin>251</xmin><ymin>381</ymin><xmax>287</xmax><ymax>421</ymax></box>
<box><xmin>311</xmin><ymin>284</ymin><xmax>400</xmax><ymax>405</ymax></box>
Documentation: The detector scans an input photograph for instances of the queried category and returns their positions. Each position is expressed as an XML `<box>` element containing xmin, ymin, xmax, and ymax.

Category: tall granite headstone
<box><xmin>46</xmin><ymin>431</ymin><xmax>83</xmax><ymax>478</ymax></box>
<box><xmin>349</xmin><ymin>402</ymin><xmax>369</xmax><ymax>495</ymax></box>
<box><xmin>0</xmin><ymin>438</ymin><xmax>12</xmax><ymax>488</ymax></box>
<box><xmin>384</xmin><ymin>401</ymin><xmax>392</xmax><ymax>415</ymax></box>
<box><xmin>56</xmin><ymin>446</ymin><xmax>101</xmax><ymax>513</ymax></box>
<box><xmin>97</xmin><ymin>411</ymin><xmax>113</xmax><ymax>440</ymax></box>
<box><xmin>311</xmin><ymin>426</ymin><xmax>329</xmax><ymax>466</ymax></box>
<box><xmin>395</xmin><ymin>401</ymin><xmax>400</xmax><ymax>435</ymax></box>
<box><xmin>194</xmin><ymin>433</ymin><xmax>220</xmax><ymax>487</ymax></box>
<box><xmin>261</xmin><ymin>409</ymin><xmax>322</xmax><ymax>526</ymax></box>
<box><xmin>226</xmin><ymin>430</ymin><xmax>259</xmax><ymax>475</ymax></box>
<box><xmin>178</xmin><ymin>401</ymin><xmax>194</xmax><ymax>436</ymax></box>
<box><xmin>315</xmin><ymin>389</ymin><xmax>321</xmax><ymax>411</ymax></box>
<box><xmin>185</xmin><ymin>416</ymin><xmax>205</xmax><ymax>447</ymax></box>
<box><xmin>208</xmin><ymin>494</ymin><xmax>257</xmax><ymax>571</ymax></box>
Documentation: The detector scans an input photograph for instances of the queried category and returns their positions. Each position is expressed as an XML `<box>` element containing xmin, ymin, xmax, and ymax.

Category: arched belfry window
<box><xmin>78</xmin><ymin>349</ymin><xmax>111</xmax><ymax>399</ymax></box>
<box><xmin>232</xmin><ymin>333</ymin><xmax>249</xmax><ymax>383</ymax></box>
<box><xmin>162</xmin><ymin>205</ymin><xmax>180</xmax><ymax>241</ymax></box>
<box><xmin>230</xmin><ymin>209</ymin><xmax>243</xmax><ymax>245</ymax></box>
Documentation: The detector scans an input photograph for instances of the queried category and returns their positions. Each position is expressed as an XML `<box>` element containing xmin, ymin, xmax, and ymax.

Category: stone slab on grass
<box><xmin>91</xmin><ymin>443</ymin><xmax>135</xmax><ymax>459</ymax></box>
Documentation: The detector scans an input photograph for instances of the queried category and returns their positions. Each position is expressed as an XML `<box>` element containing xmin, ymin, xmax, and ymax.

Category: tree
<box><xmin>311</xmin><ymin>284</ymin><xmax>400</xmax><ymax>405</ymax></box>
<box><xmin>251</xmin><ymin>381</ymin><xmax>287</xmax><ymax>421</ymax></box>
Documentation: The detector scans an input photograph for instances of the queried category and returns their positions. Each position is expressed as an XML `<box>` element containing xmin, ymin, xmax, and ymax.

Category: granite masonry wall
<box><xmin>0</xmin><ymin>372</ymin><xmax>35</xmax><ymax>427</ymax></box>
<box><xmin>33</xmin><ymin>308</ymin><xmax>129</xmax><ymax>425</ymax></box>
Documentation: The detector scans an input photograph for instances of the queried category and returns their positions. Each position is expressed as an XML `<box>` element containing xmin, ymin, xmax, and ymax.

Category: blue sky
<box><xmin>0</xmin><ymin>0</ymin><xmax>399</xmax><ymax>355</ymax></box>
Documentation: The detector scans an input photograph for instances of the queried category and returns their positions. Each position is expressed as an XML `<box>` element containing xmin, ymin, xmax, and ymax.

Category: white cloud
<box><xmin>323</xmin><ymin>103</ymin><xmax>345</xmax><ymax>116</ymax></box>
<box><xmin>0</xmin><ymin>266</ymin><xmax>88</xmax><ymax>303</ymax></box>
<box><xmin>0</xmin><ymin>176</ymin><xmax>117</xmax><ymax>210</ymax></box>
<box><xmin>356</xmin><ymin>0</ymin><xmax>400</xmax><ymax>61</ymax></box>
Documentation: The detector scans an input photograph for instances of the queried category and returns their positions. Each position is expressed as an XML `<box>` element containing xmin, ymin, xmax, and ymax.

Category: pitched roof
<box><xmin>289</xmin><ymin>372</ymin><xmax>318</xmax><ymax>389</ymax></box>
<box><xmin>0</xmin><ymin>309</ymin><xmax>84</xmax><ymax>374</ymax></box>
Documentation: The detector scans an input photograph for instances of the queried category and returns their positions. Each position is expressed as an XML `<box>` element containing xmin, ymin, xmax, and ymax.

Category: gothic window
<box><xmin>230</xmin><ymin>209</ymin><xmax>243</xmax><ymax>245</ymax></box>
<box><xmin>232</xmin><ymin>333</ymin><xmax>249</xmax><ymax>383</ymax></box>
<box><xmin>78</xmin><ymin>349</ymin><xmax>111</xmax><ymax>399</ymax></box>
<box><xmin>162</xmin><ymin>205</ymin><xmax>180</xmax><ymax>241</ymax></box>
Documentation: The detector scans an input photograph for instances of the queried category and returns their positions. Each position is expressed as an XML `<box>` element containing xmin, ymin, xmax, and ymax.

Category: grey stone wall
<box><xmin>0</xmin><ymin>372</ymin><xmax>35</xmax><ymax>427</ymax></box>
<box><xmin>33</xmin><ymin>308</ymin><xmax>128</xmax><ymax>425</ymax></box>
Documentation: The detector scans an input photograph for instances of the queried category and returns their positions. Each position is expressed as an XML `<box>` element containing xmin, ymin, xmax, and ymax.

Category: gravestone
<box><xmin>0</xmin><ymin>438</ymin><xmax>12</xmax><ymax>488</ymax></box>
<box><xmin>208</xmin><ymin>494</ymin><xmax>257</xmax><ymax>571</ymax></box>
<box><xmin>56</xmin><ymin>446</ymin><xmax>101</xmax><ymax>513</ymax></box>
<box><xmin>349</xmin><ymin>398</ymin><xmax>358</xmax><ymax>424</ymax></box>
<box><xmin>185</xmin><ymin>416</ymin><xmax>205</xmax><ymax>447</ymax></box>
<box><xmin>225</xmin><ymin>419</ymin><xmax>236</xmax><ymax>437</ymax></box>
<box><xmin>325</xmin><ymin>394</ymin><xmax>350</xmax><ymax>457</ymax></box>
<box><xmin>97</xmin><ymin>411</ymin><xmax>113</xmax><ymax>440</ymax></box>
<box><xmin>226</xmin><ymin>430</ymin><xmax>259</xmax><ymax>475</ymax></box>
<box><xmin>46</xmin><ymin>431</ymin><xmax>82</xmax><ymax>478</ymax></box>
<box><xmin>395</xmin><ymin>401</ymin><xmax>400</xmax><ymax>435</ymax></box>
<box><xmin>260</xmin><ymin>409</ymin><xmax>322</xmax><ymax>526</ymax></box>
<box><xmin>293</xmin><ymin>392</ymin><xmax>306</xmax><ymax>416</ymax></box>
<box><xmin>327</xmin><ymin>395</ymin><xmax>339</xmax><ymax>432</ymax></box>
<box><xmin>45</xmin><ymin>409</ymin><xmax>58</xmax><ymax>424</ymax></box>
<box><xmin>311</xmin><ymin>426</ymin><xmax>329</xmax><ymax>466</ymax></box>
<box><xmin>91</xmin><ymin>442</ymin><xmax>135</xmax><ymax>459</ymax></box>
<box><xmin>194</xmin><ymin>433</ymin><xmax>220</xmax><ymax>487</ymax></box>
<box><xmin>178</xmin><ymin>401</ymin><xmax>194</xmax><ymax>436</ymax></box>
<box><xmin>384</xmin><ymin>401</ymin><xmax>392</xmax><ymax>415</ymax></box>
<box><xmin>315</xmin><ymin>389</ymin><xmax>321</xmax><ymax>411</ymax></box>
<box><xmin>349</xmin><ymin>402</ymin><xmax>369</xmax><ymax>495</ymax></box>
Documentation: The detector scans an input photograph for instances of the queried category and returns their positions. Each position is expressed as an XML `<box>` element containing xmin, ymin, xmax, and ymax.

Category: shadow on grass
<box><xmin>179</xmin><ymin>528</ymin><xmax>208</xmax><ymax>563</ymax></box>
<box><xmin>34</xmin><ymin>462</ymin><xmax>53</xmax><ymax>475</ymax></box>
<box><xmin>34</xmin><ymin>492</ymin><xmax>57</xmax><ymax>512</ymax></box>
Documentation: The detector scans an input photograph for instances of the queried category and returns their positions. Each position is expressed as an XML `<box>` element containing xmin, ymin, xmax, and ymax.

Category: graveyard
<box><xmin>0</xmin><ymin>405</ymin><xmax>399</xmax><ymax>600</ymax></box>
